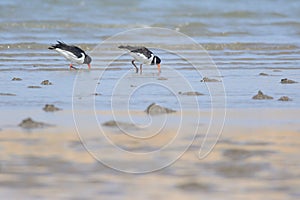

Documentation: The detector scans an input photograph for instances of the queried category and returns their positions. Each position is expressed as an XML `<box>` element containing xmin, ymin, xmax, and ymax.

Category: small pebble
<box><xmin>28</xmin><ymin>86</ymin><xmax>41</xmax><ymax>88</ymax></box>
<box><xmin>157</xmin><ymin>77</ymin><xmax>168</xmax><ymax>80</ymax></box>
<box><xmin>178</xmin><ymin>91</ymin><xmax>204</xmax><ymax>96</ymax></box>
<box><xmin>102</xmin><ymin>120</ymin><xmax>136</xmax><ymax>129</ymax></box>
<box><xmin>280</xmin><ymin>78</ymin><xmax>297</xmax><ymax>84</ymax></box>
<box><xmin>0</xmin><ymin>93</ymin><xmax>16</xmax><ymax>96</ymax></box>
<box><xmin>41</xmin><ymin>80</ymin><xmax>52</xmax><ymax>85</ymax></box>
<box><xmin>200</xmin><ymin>77</ymin><xmax>220</xmax><ymax>82</ymax></box>
<box><xmin>145</xmin><ymin>103</ymin><xmax>176</xmax><ymax>115</ymax></box>
<box><xmin>19</xmin><ymin>118</ymin><xmax>51</xmax><ymax>129</ymax></box>
<box><xmin>259</xmin><ymin>73</ymin><xmax>269</xmax><ymax>76</ymax></box>
<box><xmin>252</xmin><ymin>90</ymin><xmax>273</xmax><ymax>100</ymax></box>
<box><xmin>278</xmin><ymin>96</ymin><xmax>292</xmax><ymax>101</ymax></box>
<box><xmin>12</xmin><ymin>77</ymin><xmax>22</xmax><ymax>81</ymax></box>
<box><xmin>43</xmin><ymin>104</ymin><xmax>61</xmax><ymax>112</ymax></box>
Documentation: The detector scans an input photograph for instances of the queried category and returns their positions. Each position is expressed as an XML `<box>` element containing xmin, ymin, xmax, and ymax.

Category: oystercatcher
<box><xmin>119</xmin><ymin>45</ymin><xmax>161</xmax><ymax>74</ymax></box>
<box><xmin>48</xmin><ymin>41</ymin><xmax>92</xmax><ymax>70</ymax></box>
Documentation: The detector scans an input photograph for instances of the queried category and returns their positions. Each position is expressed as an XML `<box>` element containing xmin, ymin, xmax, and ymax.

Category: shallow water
<box><xmin>1</xmin><ymin>0</ymin><xmax>300</xmax><ymax>110</ymax></box>
<box><xmin>1</xmin><ymin>0</ymin><xmax>300</xmax><ymax>199</ymax></box>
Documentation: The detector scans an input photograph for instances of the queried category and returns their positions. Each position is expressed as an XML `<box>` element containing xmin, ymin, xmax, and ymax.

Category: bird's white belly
<box><xmin>55</xmin><ymin>49</ymin><xmax>84</xmax><ymax>65</ymax></box>
<box><xmin>130</xmin><ymin>52</ymin><xmax>153</xmax><ymax>65</ymax></box>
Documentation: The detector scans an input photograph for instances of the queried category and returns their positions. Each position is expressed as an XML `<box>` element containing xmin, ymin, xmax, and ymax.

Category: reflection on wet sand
<box><xmin>0</xmin><ymin>109</ymin><xmax>299</xmax><ymax>199</ymax></box>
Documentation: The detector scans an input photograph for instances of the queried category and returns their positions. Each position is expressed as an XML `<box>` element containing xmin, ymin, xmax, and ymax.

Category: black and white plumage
<box><xmin>49</xmin><ymin>41</ymin><xmax>92</xmax><ymax>70</ymax></box>
<box><xmin>119</xmin><ymin>45</ymin><xmax>161</xmax><ymax>73</ymax></box>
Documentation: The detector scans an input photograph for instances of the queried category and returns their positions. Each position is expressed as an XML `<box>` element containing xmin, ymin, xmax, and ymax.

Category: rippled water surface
<box><xmin>1</xmin><ymin>0</ymin><xmax>300</xmax><ymax>110</ymax></box>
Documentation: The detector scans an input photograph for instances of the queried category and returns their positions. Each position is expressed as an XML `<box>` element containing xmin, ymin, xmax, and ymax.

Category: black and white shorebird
<box><xmin>119</xmin><ymin>45</ymin><xmax>161</xmax><ymax>74</ymax></box>
<box><xmin>48</xmin><ymin>41</ymin><xmax>92</xmax><ymax>70</ymax></box>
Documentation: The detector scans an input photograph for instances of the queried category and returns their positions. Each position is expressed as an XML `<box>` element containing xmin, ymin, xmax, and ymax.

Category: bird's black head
<box><xmin>152</xmin><ymin>56</ymin><xmax>161</xmax><ymax>65</ymax></box>
<box><xmin>84</xmin><ymin>54</ymin><xmax>92</xmax><ymax>69</ymax></box>
<box><xmin>84</xmin><ymin>54</ymin><xmax>92</xmax><ymax>65</ymax></box>
<box><xmin>152</xmin><ymin>56</ymin><xmax>161</xmax><ymax>73</ymax></box>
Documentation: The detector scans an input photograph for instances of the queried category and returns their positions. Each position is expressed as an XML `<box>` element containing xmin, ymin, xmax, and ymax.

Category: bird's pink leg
<box><xmin>140</xmin><ymin>64</ymin><xmax>143</xmax><ymax>74</ymax></box>
<box><xmin>157</xmin><ymin>64</ymin><xmax>161</xmax><ymax>75</ymax></box>
<box><xmin>69</xmin><ymin>64</ymin><xmax>77</xmax><ymax>70</ymax></box>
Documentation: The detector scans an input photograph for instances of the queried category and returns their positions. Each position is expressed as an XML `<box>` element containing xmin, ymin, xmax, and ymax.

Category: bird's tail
<box><xmin>48</xmin><ymin>41</ymin><xmax>65</xmax><ymax>50</ymax></box>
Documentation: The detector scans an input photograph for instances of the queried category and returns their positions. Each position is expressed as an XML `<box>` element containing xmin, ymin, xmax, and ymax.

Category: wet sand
<box><xmin>0</xmin><ymin>108</ymin><xmax>299</xmax><ymax>199</ymax></box>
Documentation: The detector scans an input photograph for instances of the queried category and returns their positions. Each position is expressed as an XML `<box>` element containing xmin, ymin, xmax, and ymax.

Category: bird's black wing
<box><xmin>119</xmin><ymin>45</ymin><xmax>153</xmax><ymax>59</ymax></box>
<box><xmin>118</xmin><ymin>45</ymin><xmax>138</xmax><ymax>51</ymax></box>
<box><xmin>131</xmin><ymin>47</ymin><xmax>153</xmax><ymax>59</ymax></box>
<box><xmin>49</xmin><ymin>41</ymin><xmax>85</xmax><ymax>58</ymax></box>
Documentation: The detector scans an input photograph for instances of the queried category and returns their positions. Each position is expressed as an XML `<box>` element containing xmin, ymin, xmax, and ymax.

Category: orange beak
<box><xmin>157</xmin><ymin>64</ymin><xmax>161</xmax><ymax>73</ymax></box>
<box><xmin>88</xmin><ymin>64</ymin><xmax>91</xmax><ymax>69</ymax></box>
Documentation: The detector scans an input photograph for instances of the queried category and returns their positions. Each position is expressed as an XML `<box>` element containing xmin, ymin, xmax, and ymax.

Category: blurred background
<box><xmin>1</xmin><ymin>0</ymin><xmax>300</xmax><ymax>44</ymax></box>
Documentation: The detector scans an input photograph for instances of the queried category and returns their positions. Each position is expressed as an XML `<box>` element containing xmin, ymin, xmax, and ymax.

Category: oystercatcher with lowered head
<box><xmin>48</xmin><ymin>41</ymin><xmax>92</xmax><ymax>70</ymax></box>
<box><xmin>119</xmin><ymin>45</ymin><xmax>161</xmax><ymax>74</ymax></box>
